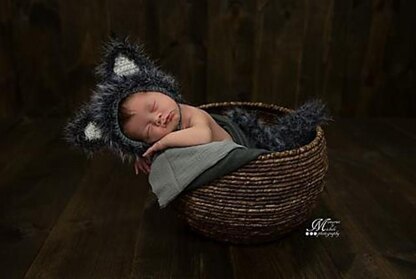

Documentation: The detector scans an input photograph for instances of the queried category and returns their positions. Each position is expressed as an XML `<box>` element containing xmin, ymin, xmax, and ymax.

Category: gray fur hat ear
<box><xmin>95</xmin><ymin>35</ymin><xmax>157</xmax><ymax>82</ymax></box>
<box><xmin>64</xmin><ymin>35</ymin><xmax>186</xmax><ymax>162</ymax></box>
<box><xmin>63</xmin><ymin>102</ymin><xmax>106</xmax><ymax>158</ymax></box>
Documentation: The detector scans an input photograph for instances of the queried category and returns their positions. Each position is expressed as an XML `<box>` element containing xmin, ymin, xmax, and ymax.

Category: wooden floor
<box><xmin>0</xmin><ymin>117</ymin><xmax>415</xmax><ymax>279</ymax></box>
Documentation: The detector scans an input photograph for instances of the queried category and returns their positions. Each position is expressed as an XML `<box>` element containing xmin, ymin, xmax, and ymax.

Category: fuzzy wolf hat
<box><xmin>63</xmin><ymin>35</ymin><xmax>186</xmax><ymax>162</ymax></box>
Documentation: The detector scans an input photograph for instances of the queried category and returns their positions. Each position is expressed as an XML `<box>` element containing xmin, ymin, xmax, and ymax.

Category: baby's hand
<box><xmin>142</xmin><ymin>140</ymin><xmax>165</xmax><ymax>159</ymax></box>
<box><xmin>134</xmin><ymin>156</ymin><xmax>151</xmax><ymax>175</ymax></box>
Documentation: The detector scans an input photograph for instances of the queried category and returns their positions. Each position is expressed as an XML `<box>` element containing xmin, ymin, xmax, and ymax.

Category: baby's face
<box><xmin>120</xmin><ymin>91</ymin><xmax>180</xmax><ymax>144</ymax></box>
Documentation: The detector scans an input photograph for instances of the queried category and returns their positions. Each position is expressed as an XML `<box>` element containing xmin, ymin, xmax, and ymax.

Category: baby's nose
<box><xmin>155</xmin><ymin>114</ymin><xmax>164</xmax><ymax>126</ymax></box>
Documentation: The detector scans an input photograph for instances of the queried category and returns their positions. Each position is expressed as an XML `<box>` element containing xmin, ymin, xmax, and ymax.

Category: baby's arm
<box><xmin>142</xmin><ymin>121</ymin><xmax>212</xmax><ymax>158</ymax></box>
<box><xmin>161</xmin><ymin>125</ymin><xmax>212</xmax><ymax>148</ymax></box>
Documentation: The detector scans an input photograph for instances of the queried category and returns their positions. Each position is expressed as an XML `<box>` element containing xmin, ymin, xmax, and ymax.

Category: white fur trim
<box><xmin>84</xmin><ymin>122</ymin><xmax>102</xmax><ymax>141</ymax></box>
<box><xmin>113</xmin><ymin>55</ymin><xmax>139</xmax><ymax>76</ymax></box>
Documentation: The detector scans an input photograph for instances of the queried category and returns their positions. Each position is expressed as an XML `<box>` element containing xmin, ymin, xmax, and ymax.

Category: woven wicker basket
<box><xmin>170</xmin><ymin>102</ymin><xmax>329</xmax><ymax>245</ymax></box>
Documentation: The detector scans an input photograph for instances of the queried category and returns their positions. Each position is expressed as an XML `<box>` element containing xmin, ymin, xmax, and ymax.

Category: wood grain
<box><xmin>1</xmin><ymin>0</ymin><xmax>415</xmax><ymax>118</ymax></box>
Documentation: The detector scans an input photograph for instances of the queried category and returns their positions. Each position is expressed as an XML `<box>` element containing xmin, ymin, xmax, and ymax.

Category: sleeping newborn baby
<box><xmin>64</xmin><ymin>36</ymin><xmax>332</xmax><ymax>177</ymax></box>
<box><xmin>118</xmin><ymin>91</ymin><xmax>233</xmax><ymax>175</ymax></box>
<box><xmin>118</xmin><ymin>90</ymin><xmax>333</xmax><ymax>175</ymax></box>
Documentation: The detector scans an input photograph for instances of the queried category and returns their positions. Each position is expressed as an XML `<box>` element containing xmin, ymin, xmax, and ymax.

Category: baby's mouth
<box><xmin>164</xmin><ymin>111</ymin><xmax>174</xmax><ymax>125</ymax></box>
<box><xmin>167</xmin><ymin>111</ymin><xmax>173</xmax><ymax>122</ymax></box>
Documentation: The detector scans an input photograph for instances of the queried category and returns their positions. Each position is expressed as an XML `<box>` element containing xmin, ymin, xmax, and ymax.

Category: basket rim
<box><xmin>198</xmin><ymin>101</ymin><xmax>325</xmax><ymax>159</ymax></box>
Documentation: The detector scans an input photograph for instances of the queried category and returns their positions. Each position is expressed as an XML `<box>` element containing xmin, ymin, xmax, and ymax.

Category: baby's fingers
<box><xmin>134</xmin><ymin>160</ymin><xmax>144</xmax><ymax>175</ymax></box>
<box><xmin>145</xmin><ymin>163</ymin><xmax>151</xmax><ymax>173</ymax></box>
<box><xmin>134</xmin><ymin>163</ymin><xmax>138</xmax><ymax>175</ymax></box>
<box><xmin>139</xmin><ymin>161</ymin><xmax>148</xmax><ymax>174</ymax></box>
<box><xmin>140</xmin><ymin>161</ymin><xmax>151</xmax><ymax>174</ymax></box>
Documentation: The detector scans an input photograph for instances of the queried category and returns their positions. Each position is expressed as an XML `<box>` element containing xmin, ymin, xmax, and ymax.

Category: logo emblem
<box><xmin>305</xmin><ymin>218</ymin><xmax>340</xmax><ymax>238</ymax></box>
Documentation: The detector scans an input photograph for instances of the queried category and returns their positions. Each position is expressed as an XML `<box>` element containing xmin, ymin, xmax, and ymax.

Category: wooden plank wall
<box><xmin>0</xmin><ymin>0</ymin><xmax>415</xmax><ymax>119</ymax></box>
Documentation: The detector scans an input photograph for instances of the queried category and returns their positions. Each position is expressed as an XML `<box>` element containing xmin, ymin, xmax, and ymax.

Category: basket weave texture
<box><xmin>170</xmin><ymin>102</ymin><xmax>329</xmax><ymax>244</ymax></box>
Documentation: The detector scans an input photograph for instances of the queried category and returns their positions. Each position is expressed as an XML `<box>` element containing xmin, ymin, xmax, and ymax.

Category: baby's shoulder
<box><xmin>187</xmin><ymin>105</ymin><xmax>212</xmax><ymax>126</ymax></box>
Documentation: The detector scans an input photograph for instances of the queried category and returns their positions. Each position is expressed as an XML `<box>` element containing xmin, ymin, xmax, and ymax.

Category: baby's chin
<box><xmin>169</xmin><ymin>109</ymin><xmax>180</xmax><ymax>131</ymax></box>
<box><xmin>170</xmin><ymin>109</ymin><xmax>180</xmax><ymax>128</ymax></box>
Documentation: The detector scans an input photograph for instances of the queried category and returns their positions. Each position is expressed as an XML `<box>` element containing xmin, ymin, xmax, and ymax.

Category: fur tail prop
<box><xmin>225</xmin><ymin>99</ymin><xmax>333</xmax><ymax>152</ymax></box>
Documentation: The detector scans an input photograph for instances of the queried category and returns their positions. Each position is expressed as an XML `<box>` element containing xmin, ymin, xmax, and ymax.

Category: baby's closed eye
<box><xmin>151</xmin><ymin>100</ymin><xmax>156</xmax><ymax>111</ymax></box>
